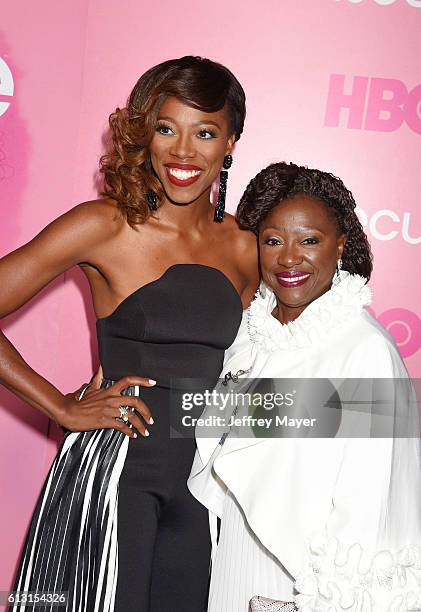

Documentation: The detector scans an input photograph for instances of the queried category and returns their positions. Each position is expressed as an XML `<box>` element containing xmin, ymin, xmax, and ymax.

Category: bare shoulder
<box><xmin>27</xmin><ymin>198</ymin><xmax>128</xmax><ymax>261</ymax></box>
<box><xmin>219</xmin><ymin>212</ymin><xmax>259</xmax><ymax>306</ymax></box>
<box><xmin>0</xmin><ymin>198</ymin><xmax>128</xmax><ymax>317</ymax></box>
<box><xmin>55</xmin><ymin>198</ymin><xmax>126</xmax><ymax>241</ymax></box>
<box><xmin>222</xmin><ymin>211</ymin><xmax>258</xmax><ymax>271</ymax></box>
<box><xmin>7</xmin><ymin>197</ymin><xmax>129</xmax><ymax>275</ymax></box>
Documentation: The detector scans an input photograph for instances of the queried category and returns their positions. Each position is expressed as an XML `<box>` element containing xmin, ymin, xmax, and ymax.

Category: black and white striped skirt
<box><xmin>9</xmin><ymin>379</ymin><xmax>139</xmax><ymax>612</ymax></box>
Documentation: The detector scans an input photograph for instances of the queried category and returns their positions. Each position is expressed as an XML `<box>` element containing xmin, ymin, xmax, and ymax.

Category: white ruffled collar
<box><xmin>247</xmin><ymin>271</ymin><xmax>372</xmax><ymax>351</ymax></box>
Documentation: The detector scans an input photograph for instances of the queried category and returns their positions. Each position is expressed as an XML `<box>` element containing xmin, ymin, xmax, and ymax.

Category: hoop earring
<box><xmin>214</xmin><ymin>154</ymin><xmax>233</xmax><ymax>223</ymax></box>
<box><xmin>332</xmin><ymin>258</ymin><xmax>343</xmax><ymax>287</ymax></box>
<box><xmin>147</xmin><ymin>190</ymin><xmax>158</xmax><ymax>211</ymax></box>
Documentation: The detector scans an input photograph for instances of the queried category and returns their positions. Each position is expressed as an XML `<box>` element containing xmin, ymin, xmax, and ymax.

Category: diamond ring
<box><xmin>118</xmin><ymin>406</ymin><xmax>129</xmax><ymax>422</ymax></box>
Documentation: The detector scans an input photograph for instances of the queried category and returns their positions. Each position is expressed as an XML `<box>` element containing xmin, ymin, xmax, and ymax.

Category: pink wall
<box><xmin>1</xmin><ymin>0</ymin><xmax>420</xmax><ymax>598</ymax></box>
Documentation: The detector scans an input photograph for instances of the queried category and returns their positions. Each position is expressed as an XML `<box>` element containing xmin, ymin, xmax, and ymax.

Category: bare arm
<box><xmin>0</xmin><ymin>201</ymin><xmax>153</xmax><ymax>436</ymax></box>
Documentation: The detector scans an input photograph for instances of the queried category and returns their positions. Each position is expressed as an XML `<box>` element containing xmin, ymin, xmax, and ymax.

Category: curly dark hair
<box><xmin>236</xmin><ymin>162</ymin><xmax>373</xmax><ymax>279</ymax></box>
<box><xmin>100</xmin><ymin>56</ymin><xmax>246</xmax><ymax>227</ymax></box>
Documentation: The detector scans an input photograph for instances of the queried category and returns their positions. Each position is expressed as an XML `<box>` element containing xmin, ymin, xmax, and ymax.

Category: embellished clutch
<box><xmin>249</xmin><ymin>595</ymin><xmax>297</xmax><ymax>611</ymax></box>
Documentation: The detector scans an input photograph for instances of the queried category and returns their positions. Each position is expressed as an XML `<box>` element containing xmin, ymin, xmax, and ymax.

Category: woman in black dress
<box><xmin>0</xmin><ymin>56</ymin><xmax>258</xmax><ymax>611</ymax></box>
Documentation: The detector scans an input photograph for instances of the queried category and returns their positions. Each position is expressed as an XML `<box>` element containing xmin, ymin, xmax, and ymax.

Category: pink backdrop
<box><xmin>1</xmin><ymin>0</ymin><xmax>420</xmax><ymax>597</ymax></box>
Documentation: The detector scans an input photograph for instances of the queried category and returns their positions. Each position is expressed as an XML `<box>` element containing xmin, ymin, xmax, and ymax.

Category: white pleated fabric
<box><xmin>208</xmin><ymin>490</ymin><xmax>294</xmax><ymax>612</ymax></box>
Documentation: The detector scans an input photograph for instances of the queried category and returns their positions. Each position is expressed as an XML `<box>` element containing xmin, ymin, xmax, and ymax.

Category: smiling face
<box><xmin>149</xmin><ymin>96</ymin><xmax>235</xmax><ymax>206</ymax></box>
<box><xmin>259</xmin><ymin>195</ymin><xmax>346</xmax><ymax>323</ymax></box>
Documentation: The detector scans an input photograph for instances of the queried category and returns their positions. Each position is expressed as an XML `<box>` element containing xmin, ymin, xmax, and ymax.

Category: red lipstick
<box><xmin>164</xmin><ymin>163</ymin><xmax>203</xmax><ymax>187</ymax></box>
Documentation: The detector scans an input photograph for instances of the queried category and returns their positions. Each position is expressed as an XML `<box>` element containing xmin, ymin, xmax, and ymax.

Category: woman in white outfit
<box><xmin>188</xmin><ymin>162</ymin><xmax>421</xmax><ymax>612</ymax></box>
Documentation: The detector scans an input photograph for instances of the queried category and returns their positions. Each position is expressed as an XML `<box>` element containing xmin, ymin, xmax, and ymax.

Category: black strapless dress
<box><xmin>9</xmin><ymin>264</ymin><xmax>243</xmax><ymax>612</ymax></box>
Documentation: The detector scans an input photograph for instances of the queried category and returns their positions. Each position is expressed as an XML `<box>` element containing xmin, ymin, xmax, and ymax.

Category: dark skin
<box><xmin>259</xmin><ymin>195</ymin><xmax>346</xmax><ymax>324</ymax></box>
<box><xmin>0</xmin><ymin>96</ymin><xmax>259</xmax><ymax>439</ymax></box>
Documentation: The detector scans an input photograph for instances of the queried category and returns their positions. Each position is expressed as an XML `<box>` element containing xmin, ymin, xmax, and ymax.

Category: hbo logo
<box><xmin>325</xmin><ymin>74</ymin><xmax>421</xmax><ymax>133</ymax></box>
<box><xmin>336</xmin><ymin>0</ymin><xmax>421</xmax><ymax>6</ymax></box>
<box><xmin>0</xmin><ymin>57</ymin><xmax>14</xmax><ymax>117</ymax></box>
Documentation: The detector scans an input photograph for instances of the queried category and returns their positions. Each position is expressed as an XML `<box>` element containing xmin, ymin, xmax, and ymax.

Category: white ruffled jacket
<box><xmin>188</xmin><ymin>272</ymin><xmax>421</xmax><ymax>612</ymax></box>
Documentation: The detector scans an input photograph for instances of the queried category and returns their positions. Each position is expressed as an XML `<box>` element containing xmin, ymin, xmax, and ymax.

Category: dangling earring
<box><xmin>332</xmin><ymin>258</ymin><xmax>343</xmax><ymax>287</ymax></box>
<box><xmin>147</xmin><ymin>190</ymin><xmax>158</xmax><ymax>211</ymax></box>
<box><xmin>258</xmin><ymin>280</ymin><xmax>267</xmax><ymax>298</ymax></box>
<box><xmin>214</xmin><ymin>154</ymin><xmax>233</xmax><ymax>223</ymax></box>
